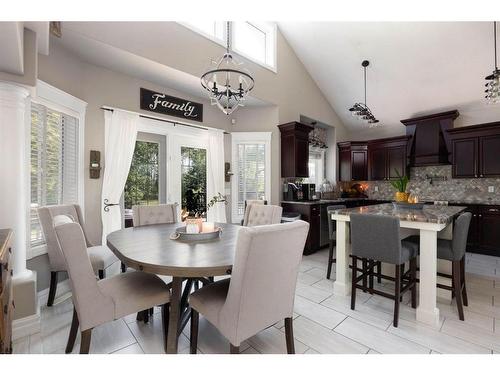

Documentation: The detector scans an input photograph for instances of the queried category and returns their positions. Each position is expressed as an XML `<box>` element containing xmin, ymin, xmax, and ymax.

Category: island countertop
<box><xmin>332</xmin><ymin>203</ymin><xmax>466</xmax><ymax>225</ymax></box>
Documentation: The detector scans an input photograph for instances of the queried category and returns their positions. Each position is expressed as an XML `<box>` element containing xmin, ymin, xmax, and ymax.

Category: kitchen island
<box><xmin>331</xmin><ymin>203</ymin><xmax>466</xmax><ymax>326</ymax></box>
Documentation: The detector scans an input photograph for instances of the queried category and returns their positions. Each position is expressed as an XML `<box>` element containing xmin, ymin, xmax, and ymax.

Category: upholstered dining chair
<box><xmin>132</xmin><ymin>203</ymin><xmax>178</xmax><ymax>226</ymax></box>
<box><xmin>242</xmin><ymin>204</ymin><xmax>283</xmax><ymax>227</ymax></box>
<box><xmin>188</xmin><ymin>220</ymin><xmax>310</xmax><ymax>354</ymax></box>
<box><xmin>240</xmin><ymin>199</ymin><xmax>267</xmax><ymax>225</ymax></box>
<box><xmin>405</xmin><ymin>212</ymin><xmax>472</xmax><ymax>321</ymax></box>
<box><xmin>38</xmin><ymin>204</ymin><xmax>119</xmax><ymax>306</ymax></box>
<box><xmin>54</xmin><ymin>221</ymin><xmax>171</xmax><ymax>354</ymax></box>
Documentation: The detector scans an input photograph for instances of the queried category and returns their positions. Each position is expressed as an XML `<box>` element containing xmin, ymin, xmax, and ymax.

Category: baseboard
<box><xmin>38</xmin><ymin>279</ymin><xmax>72</xmax><ymax>306</ymax></box>
<box><xmin>12</xmin><ymin>306</ymin><xmax>41</xmax><ymax>341</ymax></box>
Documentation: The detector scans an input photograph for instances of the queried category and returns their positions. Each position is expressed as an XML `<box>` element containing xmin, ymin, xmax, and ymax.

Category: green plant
<box><xmin>389</xmin><ymin>169</ymin><xmax>409</xmax><ymax>193</ymax></box>
<box><xmin>207</xmin><ymin>192</ymin><xmax>227</xmax><ymax>210</ymax></box>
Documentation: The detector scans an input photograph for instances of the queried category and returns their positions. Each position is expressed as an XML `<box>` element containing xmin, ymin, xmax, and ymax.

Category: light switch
<box><xmin>374</xmin><ymin>186</ymin><xmax>379</xmax><ymax>192</ymax></box>
<box><xmin>488</xmin><ymin>186</ymin><xmax>495</xmax><ymax>193</ymax></box>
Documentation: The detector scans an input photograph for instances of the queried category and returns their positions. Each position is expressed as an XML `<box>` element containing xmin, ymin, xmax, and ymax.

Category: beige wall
<box><xmin>0</xmin><ymin>28</ymin><xmax>37</xmax><ymax>88</ymax></box>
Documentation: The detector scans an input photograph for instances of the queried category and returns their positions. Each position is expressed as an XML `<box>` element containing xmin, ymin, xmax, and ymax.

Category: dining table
<box><xmin>331</xmin><ymin>203</ymin><xmax>466</xmax><ymax>327</ymax></box>
<box><xmin>107</xmin><ymin>222</ymin><xmax>239</xmax><ymax>354</ymax></box>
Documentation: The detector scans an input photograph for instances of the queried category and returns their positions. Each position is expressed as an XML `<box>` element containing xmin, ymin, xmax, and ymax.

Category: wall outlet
<box><xmin>374</xmin><ymin>186</ymin><xmax>379</xmax><ymax>192</ymax></box>
<box><xmin>488</xmin><ymin>186</ymin><xmax>495</xmax><ymax>193</ymax></box>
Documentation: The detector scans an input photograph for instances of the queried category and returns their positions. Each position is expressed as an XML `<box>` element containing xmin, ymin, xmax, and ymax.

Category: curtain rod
<box><xmin>100</xmin><ymin>106</ymin><xmax>229</xmax><ymax>134</ymax></box>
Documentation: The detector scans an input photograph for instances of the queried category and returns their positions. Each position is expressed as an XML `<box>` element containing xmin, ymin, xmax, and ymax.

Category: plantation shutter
<box><xmin>236</xmin><ymin>143</ymin><xmax>266</xmax><ymax>216</ymax></box>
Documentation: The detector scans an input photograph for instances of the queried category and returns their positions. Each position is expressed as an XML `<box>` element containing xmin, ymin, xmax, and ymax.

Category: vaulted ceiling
<box><xmin>278</xmin><ymin>22</ymin><xmax>500</xmax><ymax>135</ymax></box>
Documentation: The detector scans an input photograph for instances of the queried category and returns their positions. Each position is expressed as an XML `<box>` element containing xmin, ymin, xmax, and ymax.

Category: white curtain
<box><xmin>206</xmin><ymin>128</ymin><xmax>227</xmax><ymax>223</ymax></box>
<box><xmin>101</xmin><ymin>110</ymin><xmax>138</xmax><ymax>245</ymax></box>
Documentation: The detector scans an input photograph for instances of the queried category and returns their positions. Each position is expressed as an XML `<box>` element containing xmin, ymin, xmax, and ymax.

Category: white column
<box><xmin>333</xmin><ymin>219</ymin><xmax>351</xmax><ymax>296</ymax></box>
<box><xmin>416</xmin><ymin>228</ymin><xmax>440</xmax><ymax>326</ymax></box>
<box><xmin>0</xmin><ymin>82</ymin><xmax>32</xmax><ymax>278</ymax></box>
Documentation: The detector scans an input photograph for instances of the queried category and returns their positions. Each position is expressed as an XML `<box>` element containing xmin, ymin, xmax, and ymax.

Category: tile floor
<box><xmin>12</xmin><ymin>249</ymin><xmax>500</xmax><ymax>354</ymax></box>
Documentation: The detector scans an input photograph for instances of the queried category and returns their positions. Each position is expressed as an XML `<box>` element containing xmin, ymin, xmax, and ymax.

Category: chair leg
<box><xmin>284</xmin><ymin>317</ymin><xmax>295</xmax><ymax>354</ymax></box>
<box><xmin>362</xmin><ymin>259</ymin><xmax>368</xmax><ymax>292</ymax></box>
<box><xmin>65</xmin><ymin>308</ymin><xmax>79</xmax><ymax>353</ymax></box>
<box><xmin>376</xmin><ymin>261</ymin><xmax>382</xmax><ymax>283</ymax></box>
<box><xmin>98</xmin><ymin>269</ymin><xmax>105</xmax><ymax>279</ymax></box>
<box><xmin>161</xmin><ymin>303</ymin><xmax>170</xmax><ymax>353</ymax></box>
<box><xmin>394</xmin><ymin>264</ymin><xmax>401</xmax><ymax>327</ymax></box>
<box><xmin>230</xmin><ymin>344</ymin><xmax>239</xmax><ymax>354</ymax></box>
<box><xmin>47</xmin><ymin>271</ymin><xmax>58</xmax><ymax>307</ymax></box>
<box><xmin>368</xmin><ymin>260</ymin><xmax>374</xmax><ymax>293</ymax></box>
<box><xmin>452</xmin><ymin>260</ymin><xmax>465</xmax><ymax>321</ymax></box>
<box><xmin>461</xmin><ymin>256</ymin><xmax>468</xmax><ymax>306</ymax></box>
<box><xmin>121</xmin><ymin>262</ymin><xmax>127</xmax><ymax>273</ymax></box>
<box><xmin>326</xmin><ymin>241</ymin><xmax>334</xmax><ymax>279</ymax></box>
<box><xmin>190</xmin><ymin>309</ymin><xmax>199</xmax><ymax>354</ymax></box>
<box><xmin>351</xmin><ymin>256</ymin><xmax>357</xmax><ymax>310</ymax></box>
<box><xmin>80</xmin><ymin>329</ymin><xmax>92</xmax><ymax>354</ymax></box>
<box><xmin>410</xmin><ymin>257</ymin><xmax>417</xmax><ymax>309</ymax></box>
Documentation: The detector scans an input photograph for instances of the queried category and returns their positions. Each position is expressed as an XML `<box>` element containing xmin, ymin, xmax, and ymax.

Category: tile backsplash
<box><xmin>358</xmin><ymin>165</ymin><xmax>500</xmax><ymax>204</ymax></box>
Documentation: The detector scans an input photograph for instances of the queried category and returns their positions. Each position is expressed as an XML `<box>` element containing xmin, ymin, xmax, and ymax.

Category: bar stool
<box><xmin>350</xmin><ymin>213</ymin><xmax>418</xmax><ymax>327</ymax></box>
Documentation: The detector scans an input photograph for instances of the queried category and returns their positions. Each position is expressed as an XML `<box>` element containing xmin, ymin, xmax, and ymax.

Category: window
<box><xmin>231</xmin><ymin>132</ymin><xmax>271</xmax><ymax>223</ymax></box>
<box><xmin>232</xmin><ymin>22</ymin><xmax>276</xmax><ymax>69</ymax></box>
<box><xmin>181</xmin><ymin>147</ymin><xmax>207</xmax><ymax>219</ymax></box>
<box><xmin>305</xmin><ymin>149</ymin><xmax>325</xmax><ymax>191</ymax></box>
<box><xmin>181</xmin><ymin>21</ymin><xmax>226</xmax><ymax>44</ymax></box>
<box><xmin>30</xmin><ymin>102</ymin><xmax>79</xmax><ymax>247</ymax></box>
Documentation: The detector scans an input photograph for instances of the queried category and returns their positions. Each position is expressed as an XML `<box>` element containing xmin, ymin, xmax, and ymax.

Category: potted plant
<box><xmin>390</xmin><ymin>169</ymin><xmax>409</xmax><ymax>202</ymax></box>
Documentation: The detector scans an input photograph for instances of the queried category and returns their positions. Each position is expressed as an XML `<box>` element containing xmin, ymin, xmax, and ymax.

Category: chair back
<box><xmin>350</xmin><ymin>213</ymin><xmax>403</xmax><ymax>264</ymax></box>
<box><xmin>220</xmin><ymin>220</ymin><xmax>309</xmax><ymax>344</ymax></box>
<box><xmin>242</xmin><ymin>204</ymin><xmax>283</xmax><ymax>227</ymax></box>
<box><xmin>451</xmin><ymin>212</ymin><xmax>472</xmax><ymax>260</ymax></box>
<box><xmin>132</xmin><ymin>204</ymin><xmax>178</xmax><ymax>226</ymax></box>
<box><xmin>54</xmin><ymin>222</ymin><xmax>114</xmax><ymax>331</ymax></box>
<box><xmin>327</xmin><ymin>205</ymin><xmax>346</xmax><ymax>240</ymax></box>
<box><xmin>37</xmin><ymin>204</ymin><xmax>92</xmax><ymax>272</ymax></box>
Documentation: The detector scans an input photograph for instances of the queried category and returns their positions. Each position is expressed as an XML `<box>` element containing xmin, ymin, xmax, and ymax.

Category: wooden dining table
<box><xmin>107</xmin><ymin>222</ymin><xmax>239</xmax><ymax>354</ymax></box>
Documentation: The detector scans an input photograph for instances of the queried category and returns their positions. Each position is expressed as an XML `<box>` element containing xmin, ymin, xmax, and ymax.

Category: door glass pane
<box><xmin>181</xmin><ymin>147</ymin><xmax>207</xmax><ymax>220</ymax></box>
<box><xmin>124</xmin><ymin>141</ymin><xmax>159</xmax><ymax>209</ymax></box>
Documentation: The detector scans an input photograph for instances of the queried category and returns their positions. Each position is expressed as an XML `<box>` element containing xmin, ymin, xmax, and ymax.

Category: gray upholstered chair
<box><xmin>326</xmin><ymin>205</ymin><xmax>346</xmax><ymax>279</ymax></box>
<box><xmin>242</xmin><ymin>204</ymin><xmax>283</xmax><ymax>227</ymax></box>
<box><xmin>350</xmin><ymin>213</ymin><xmax>419</xmax><ymax>327</ymax></box>
<box><xmin>405</xmin><ymin>212</ymin><xmax>472</xmax><ymax>320</ymax></box>
<box><xmin>188</xmin><ymin>220</ymin><xmax>310</xmax><ymax>354</ymax></box>
<box><xmin>37</xmin><ymin>204</ymin><xmax>119</xmax><ymax>306</ymax></box>
<box><xmin>132</xmin><ymin>203</ymin><xmax>178</xmax><ymax>226</ymax></box>
<box><xmin>54</xmin><ymin>221</ymin><xmax>171</xmax><ymax>354</ymax></box>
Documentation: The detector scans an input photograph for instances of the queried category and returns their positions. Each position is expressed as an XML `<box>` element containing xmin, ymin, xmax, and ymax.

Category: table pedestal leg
<box><xmin>333</xmin><ymin>220</ymin><xmax>351</xmax><ymax>296</ymax></box>
<box><xmin>416</xmin><ymin>229</ymin><xmax>440</xmax><ymax>326</ymax></box>
<box><xmin>166</xmin><ymin>277</ymin><xmax>182</xmax><ymax>354</ymax></box>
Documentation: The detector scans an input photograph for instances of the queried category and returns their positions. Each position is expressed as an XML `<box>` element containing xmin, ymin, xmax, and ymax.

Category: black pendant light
<box><xmin>349</xmin><ymin>60</ymin><xmax>379</xmax><ymax>127</ymax></box>
<box><xmin>485</xmin><ymin>21</ymin><xmax>499</xmax><ymax>104</ymax></box>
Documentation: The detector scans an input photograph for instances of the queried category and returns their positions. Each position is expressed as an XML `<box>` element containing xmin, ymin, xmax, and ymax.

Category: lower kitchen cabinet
<box><xmin>281</xmin><ymin>202</ymin><xmax>320</xmax><ymax>255</ymax></box>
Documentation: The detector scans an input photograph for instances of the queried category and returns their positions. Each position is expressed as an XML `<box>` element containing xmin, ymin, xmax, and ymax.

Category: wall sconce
<box><xmin>225</xmin><ymin>162</ymin><xmax>233</xmax><ymax>182</ymax></box>
<box><xmin>89</xmin><ymin>150</ymin><xmax>101</xmax><ymax>179</ymax></box>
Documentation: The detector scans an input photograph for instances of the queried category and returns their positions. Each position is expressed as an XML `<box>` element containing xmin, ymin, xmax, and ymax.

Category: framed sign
<box><xmin>140</xmin><ymin>88</ymin><xmax>203</xmax><ymax>122</ymax></box>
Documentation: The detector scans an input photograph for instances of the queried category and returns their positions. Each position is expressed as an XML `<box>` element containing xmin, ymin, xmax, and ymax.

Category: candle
<box><xmin>202</xmin><ymin>222</ymin><xmax>215</xmax><ymax>233</ymax></box>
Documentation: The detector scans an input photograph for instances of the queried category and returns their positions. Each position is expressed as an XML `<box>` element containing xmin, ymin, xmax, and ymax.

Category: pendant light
<box><xmin>349</xmin><ymin>60</ymin><xmax>379</xmax><ymax>128</ymax></box>
<box><xmin>485</xmin><ymin>21</ymin><xmax>499</xmax><ymax>104</ymax></box>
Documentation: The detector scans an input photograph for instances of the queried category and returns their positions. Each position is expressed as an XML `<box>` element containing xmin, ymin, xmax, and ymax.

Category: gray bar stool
<box><xmin>350</xmin><ymin>213</ymin><xmax>419</xmax><ymax>327</ymax></box>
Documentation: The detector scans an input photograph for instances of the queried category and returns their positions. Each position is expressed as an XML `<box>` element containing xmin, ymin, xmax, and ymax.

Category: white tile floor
<box><xmin>12</xmin><ymin>249</ymin><xmax>500</xmax><ymax>354</ymax></box>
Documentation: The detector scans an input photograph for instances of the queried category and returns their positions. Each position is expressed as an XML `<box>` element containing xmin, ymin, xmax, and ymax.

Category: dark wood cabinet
<box><xmin>338</xmin><ymin>142</ymin><xmax>368</xmax><ymax>181</ymax></box>
<box><xmin>448</xmin><ymin>122</ymin><xmax>500</xmax><ymax>179</ymax></box>
<box><xmin>367</xmin><ymin>136</ymin><xmax>410</xmax><ymax>181</ymax></box>
<box><xmin>281</xmin><ymin>202</ymin><xmax>320</xmax><ymax>255</ymax></box>
<box><xmin>278</xmin><ymin>122</ymin><xmax>314</xmax><ymax>178</ymax></box>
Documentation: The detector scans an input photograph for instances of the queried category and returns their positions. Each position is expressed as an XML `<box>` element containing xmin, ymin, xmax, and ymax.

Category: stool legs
<box><xmin>394</xmin><ymin>265</ymin><xmax>401</xmax><ymax>327</ymax></box>
<box><xmin>452</xmin><ymin>260</ymin><xmax>465</xmax><ymax>321</ymax></box>
<box><xmin>460</xmin><ymin>256</ymin><xmax>468</xmax><ymax>306</ymax></box>
<box><xmin>326</xmin><ymin>240</ymin><xmax>335</xmax><ymax>279</ymax></box>
<box><xmin>350</xmin><ymin>255</ymin><xmax>358</xmax><ymax>310</ymax></box>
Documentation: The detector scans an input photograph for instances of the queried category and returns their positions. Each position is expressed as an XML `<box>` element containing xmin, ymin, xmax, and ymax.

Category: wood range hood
<box><xmin>401</xmin><ymin>110</ymin><xmax>459</xmax><ymax>166</ymax></box>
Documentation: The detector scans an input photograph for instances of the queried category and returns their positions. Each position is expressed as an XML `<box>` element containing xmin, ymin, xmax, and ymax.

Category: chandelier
<box><xmin>201</xmin><ymin>22</ymin><xmax>255</xmax><ymax>115</ymax></box>
<box><xmin>485</xmin><ymin>21</ymin><xmax>499</xmax><ymax>104</ymax></box>
<box><xmin>348</xmin><ymin>60</ymin><xmax>379</xmax><ymax>128</ymax></box>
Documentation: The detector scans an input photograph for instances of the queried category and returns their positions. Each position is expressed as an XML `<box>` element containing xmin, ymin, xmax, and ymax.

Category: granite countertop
<box><xmin>281</xmin><ymin>198</ymin><xmax>373</xmax><ymax>205</ymax></box>
<box><xmin>332</xmin><ymin>203</ymin><xmax>466</xmax><ymax>225</ymax></box>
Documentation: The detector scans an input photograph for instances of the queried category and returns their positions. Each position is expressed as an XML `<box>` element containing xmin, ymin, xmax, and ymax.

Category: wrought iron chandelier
<box><xmin>201</xmin><ymin>22</ymin><xmax>255</xmax><ymax>115</ymax></box>
<box><xmin>485</xmin><ymin>21</ymin><xmax>499</xmax><ymax>104</ymax></box>
<box><xmin>349</xmin><ymin>60</ymin><xmax>379</xmax><ymax>127</ymax></box>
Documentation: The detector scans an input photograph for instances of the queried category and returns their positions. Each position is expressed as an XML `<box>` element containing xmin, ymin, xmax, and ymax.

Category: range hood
<box><xmin>401</xmin><ymin>110</ymin><xmax>459</xmax><ymax>166</ymax></box>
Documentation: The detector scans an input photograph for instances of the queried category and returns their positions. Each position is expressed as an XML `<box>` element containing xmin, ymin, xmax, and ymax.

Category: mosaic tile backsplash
<box><xmin>356</xmin><ymin>165</ymin><xmax>500</xmax><ymax>204</ymax></box>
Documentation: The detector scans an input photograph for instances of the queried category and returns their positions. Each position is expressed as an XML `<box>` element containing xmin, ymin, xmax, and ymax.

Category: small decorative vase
<box><xmin>395</xmin><ymin>192</ymin><xmax>409</xmax><ymax>202</ymax></box>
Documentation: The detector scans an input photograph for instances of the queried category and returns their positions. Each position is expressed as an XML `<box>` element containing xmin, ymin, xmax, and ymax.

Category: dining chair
<box><xmin>242</xmin><ymin>204</ymin><xmax>283</xmax><ymax>227</ymax></box>
<box><xmin>188</xmin><ymin>220</ymin><xmax>309</xmax><ymax>354</ymax></box>
<box><xmin>240</xmin><ymin>199</ymin><xmax>267</xmax><ymax>225</ymax></box>
<box><xmin>405</xmin><ymin>212</ymin><xmax>472</xmax><ymax>320</ymax></box>
<box><xmin>350</xmin><ymin>213</ymin><xmax>419</xmax><ymax>327</ymax></box>
<box><xmin>54</xmin><ymin>221</ymin><xmax>171</xmax><ymax>354</ymax></box>
<box><xmin>38</xmin><ymin>204</ymin><xmax>119</xmax><ymax>306</ymax></box>
<box><xmin>132</xmin><ymin>203</ymin><xmax>178</xmax><ymax>226</ymax></box>
<box><xmin>326</xmin><ymin>205</ymin><xmax>345</xmax><ymax>279</ymax></box>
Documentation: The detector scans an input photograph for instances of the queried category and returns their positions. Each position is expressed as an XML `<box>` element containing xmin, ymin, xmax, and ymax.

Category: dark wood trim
<box><xmin>401</xmin><ymin>110</ymin><xmax>459</xmax><ymax>125</ymax></box>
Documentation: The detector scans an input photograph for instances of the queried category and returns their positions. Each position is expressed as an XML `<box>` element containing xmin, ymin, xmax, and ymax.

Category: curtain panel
<box><xmin>206</xmin><ymin>129</ymin><xmax>227</xmax><ymax>223</ymax></box>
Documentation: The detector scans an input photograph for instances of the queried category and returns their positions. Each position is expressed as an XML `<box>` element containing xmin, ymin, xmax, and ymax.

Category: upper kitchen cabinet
<box><xmin>338</xmin><ymin>141</ymin><xmax>368</xmax><ymax>181</ymax></box>
<box><xmin>401</xmin><ymin>110</ymin><xmax>459</xmax><ymax>166</ymax></box>
<box><xmin>367</xmin><ymin>136</ymin><xmax>410</xmax><ymax>181</ymax></box>
<box><xmin>279</xmin><ymin>122</ymin><xmax>314</xmax><ymax>177</ymax></box>
<box><xmin>447</xmin><ymin>121</ymin><xmax>500</xmax><ymax>178</ymax></box>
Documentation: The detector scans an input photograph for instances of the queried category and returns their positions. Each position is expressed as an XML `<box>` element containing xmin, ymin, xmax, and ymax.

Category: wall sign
<box><xmin>140</xmin><ymin>88</ymin><xmax>203</xmax><ymax>122</ymax></box>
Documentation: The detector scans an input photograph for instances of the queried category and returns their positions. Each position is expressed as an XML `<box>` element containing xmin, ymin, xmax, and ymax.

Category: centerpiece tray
<box><xmin>170</xmin><ymin>226</ymin><xmax>222</xmax><ymax>241</ymax></box>
<box><xmin>392</xmin><ymin>201</ymin><xmax>425</xmax><ymax>210</ymax></box>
